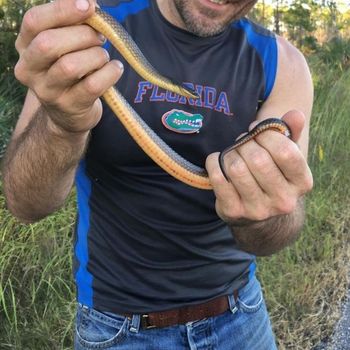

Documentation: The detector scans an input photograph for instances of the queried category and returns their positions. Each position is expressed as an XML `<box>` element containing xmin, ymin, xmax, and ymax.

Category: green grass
<box><xmin>0</xmin><ymin>75</ymin><xmax>25</xmax><ymax>158</ymax></box>
<box><xmin>259</xmin><ymin>67</ymin><xmax>350</xmax><ymax>349</ymax></box>
<box><xmin>0</xmin><ymin>65</ymin><xmax>350</xmax><ymax>349</ymax></box>
<box><xmin>0</xmin><ymin>193</ymin><xmax>76</xmax><ymax>349</ymax></box>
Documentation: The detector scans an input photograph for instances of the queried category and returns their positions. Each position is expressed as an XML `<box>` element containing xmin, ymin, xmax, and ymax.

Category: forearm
<box><xmin>2</xmin><ymin>106</ymin><xmax>89</xmax><ymax>223</ymax></box>
<box><xmin>230</xmin><ymin>198</ymin><xmax>305</xmax><ymax>256</ymax></box>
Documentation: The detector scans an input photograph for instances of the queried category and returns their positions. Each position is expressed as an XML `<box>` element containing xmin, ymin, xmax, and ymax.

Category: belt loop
<box><xmin>129</xmin><ymin>314</ymin><xmax>141</xmax><ymax>333</ymax></box>
<box><xmin>80</xmin><ymin>304</ymin><xmax>89</xmax><ymax>314</ymax></box>
<box><xmin>228</xmin><ymin>292</ymin><xmax>238</xmax><ymax>314</ymax></box>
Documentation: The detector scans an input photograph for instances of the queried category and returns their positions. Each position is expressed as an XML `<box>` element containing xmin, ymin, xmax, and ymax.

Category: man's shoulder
<box><xmin>276</xmin><ymin>36</ymin><xmax>308</xmax><ymax>70</ymax></box>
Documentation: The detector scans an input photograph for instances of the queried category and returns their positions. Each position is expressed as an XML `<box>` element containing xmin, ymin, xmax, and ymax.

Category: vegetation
<box><xmin>0</xmin><ymin>0</ymin><xmax>349</xmax><ymax>349</ymax></box>
<box><xmin>261</xmin><ymin>63</ymin><xmax>350</xmax><ymax>349</ymax></box>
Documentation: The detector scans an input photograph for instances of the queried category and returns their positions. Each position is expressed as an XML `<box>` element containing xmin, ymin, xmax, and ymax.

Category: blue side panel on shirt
<box><xmin>75</xmin><ymin>160</ymin><xmax>93</xmax><ymax>306</ymax></box>
<box><xmin>101</xmin><ymin>0</ymin><xmax>150</xmax><ymax>51</ymax></box>
<box><xmin>233</xmin><ymin>20</ymin><xmax>278</xmax><ymax>101</ymax></box>
<box><xmin>249</xmin><ymin>261</ymin><xmax>257</xmax><ymax>280</ymax></box>
<box><xmin>102</xmin><ymin>0</ymin><xmax>150</xmax><ymax>21</ymax></box>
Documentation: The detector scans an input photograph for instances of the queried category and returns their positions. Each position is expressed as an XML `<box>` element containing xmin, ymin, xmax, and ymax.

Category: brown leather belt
<box><xmin>126</xmin><ymin>291</ymin><xmax>239</xmax><ymax>329</ymax></box>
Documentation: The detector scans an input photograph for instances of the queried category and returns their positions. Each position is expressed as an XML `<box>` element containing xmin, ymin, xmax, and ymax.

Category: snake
<box><xmin>84</xmin><ymin>8</ymin><xmax>291</xmax><ymax>190</ymax></box>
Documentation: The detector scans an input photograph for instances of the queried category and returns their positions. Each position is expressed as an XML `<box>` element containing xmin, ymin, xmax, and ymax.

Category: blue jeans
<box><xmin>74</xmin><ymin>276</ymin><xmax>277</xmax><ymax>349</ymax></box>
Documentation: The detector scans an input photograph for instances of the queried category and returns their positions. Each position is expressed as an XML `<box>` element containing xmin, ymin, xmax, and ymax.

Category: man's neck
<box><xmin>156</xmin><ymin>0</ymin><xmax>186</xmax><ymax>30</ymax></box>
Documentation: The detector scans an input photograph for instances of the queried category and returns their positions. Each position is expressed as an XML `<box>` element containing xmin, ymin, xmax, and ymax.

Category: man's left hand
<box><xmin>206</xmin><ymin>110</ymin><xmax>313</xmax><ymax>224</ymax></box>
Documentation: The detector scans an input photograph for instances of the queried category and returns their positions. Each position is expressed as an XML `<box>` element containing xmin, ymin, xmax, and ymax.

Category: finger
<box><xmin>235</xmin><ymin>138</ymin><xmax>289</xmax><ymax>197</ymax></box>
<box><xmin>255</xmin><ymin>132</ymin><xmax>313</xmax><ymax>192</ymax></box>
<box><xmin>47</xmin><ymin>46</ymin><xmax>110</xmax><ymax>88</ymax></box>
<box><xmin>62</xmin><ymin>60</ymin><xmax>123</xmax><ymax>112</ymax></box>
<box><xmin>22</xmin><ymin>24</ymin><xmax>105</xmax><ymax>72</ymax></box>
<box><xmin>223</xmin><ymin>147</ymin><xmax>266</xmax><ymax>203</ymax></box>
<box><xmin>205</xmin><ymin>152</ymin><xmax>241</xmax><ymax>208</ymax></box>
<box><xmin>35</xmin><ymin>46</ymin><xmax>110</xmax><ymax>102</ymax></box>
<box><xmin>281</xmin><ymin>110</ymin><xmax>305</xmax><ymax>143</ymax></box>
<box><xmin>18</xmin><ymin>0</ymin><xmax>95</xmax><ymax>50</ymax></box>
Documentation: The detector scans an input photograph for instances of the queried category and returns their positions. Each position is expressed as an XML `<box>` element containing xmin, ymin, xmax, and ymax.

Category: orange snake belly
<box><xmin>84</xmin><ymin>9</ymin><xmax>291</xmax><ymax>190</ymax></box>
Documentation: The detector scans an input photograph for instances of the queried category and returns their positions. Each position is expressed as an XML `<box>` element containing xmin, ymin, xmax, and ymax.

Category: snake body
<box><xmin>84</xmin><ymin>9</ymin><xmax>291</xmax><ymax>190</ymax></box>
<box><xmin>219</xmin><ymin>118</ymin><xmax>291</xmax><ymax>181</ymax></box>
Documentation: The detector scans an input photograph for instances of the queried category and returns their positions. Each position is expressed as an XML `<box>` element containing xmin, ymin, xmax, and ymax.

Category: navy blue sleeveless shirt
<box><xmin>74</xmin><ymin>0</ymin><xmax>278</xmax><ymax>314</ymax></box>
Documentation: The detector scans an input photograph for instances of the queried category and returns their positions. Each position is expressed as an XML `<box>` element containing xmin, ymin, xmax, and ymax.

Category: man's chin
<box><xmin>174</xmin><ymin>0</ymin><xmax>257</xmax><ymax>37</ymax></box>
<box><xmin>186</xmin><ymin>22</ymin><xmax>228</xmax><ymax>37</ymax></box>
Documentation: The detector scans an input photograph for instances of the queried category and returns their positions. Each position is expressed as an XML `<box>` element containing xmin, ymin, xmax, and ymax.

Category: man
<box><xmin>3</xmin><ymin>0</ymin><xmax>313</xmax><ymax>348</ymax></box>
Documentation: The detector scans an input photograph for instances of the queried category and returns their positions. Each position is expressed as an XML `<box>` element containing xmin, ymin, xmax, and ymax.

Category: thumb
<box><xmin>281</xmin><ymin>110</ymin><xmax>305</xmax><ymax>143</ymax></box>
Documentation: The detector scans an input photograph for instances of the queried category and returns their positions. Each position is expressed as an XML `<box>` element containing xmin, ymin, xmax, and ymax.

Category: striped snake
<box><xmin>84</xmin><ymin>8</ymin><xmax>291</xmax><ymax>190</ymax></box>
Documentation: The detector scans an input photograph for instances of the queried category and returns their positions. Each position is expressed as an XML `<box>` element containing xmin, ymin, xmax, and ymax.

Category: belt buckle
<box><xmin>141</xmin><ymin>314</ymin><xmax>157</xmax><ymax>330</ymax></box>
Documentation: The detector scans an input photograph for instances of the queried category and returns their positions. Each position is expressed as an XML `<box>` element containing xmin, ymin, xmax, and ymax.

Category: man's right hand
<box><xmin>14</xmin><ymin>0</ymin><xmax>123</xmax><ymax>135</ymax></box>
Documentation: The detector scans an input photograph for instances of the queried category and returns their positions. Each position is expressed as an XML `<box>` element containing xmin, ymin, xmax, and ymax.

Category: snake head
<box><xmin>180</xmin><ymin>84</ymin><xmax>200</xmax><ymax>99</ymax></box>
<box><xmin>168</xmin><ymin>78</ymin><xmax>200</xmax><ymax>99</ymax></box>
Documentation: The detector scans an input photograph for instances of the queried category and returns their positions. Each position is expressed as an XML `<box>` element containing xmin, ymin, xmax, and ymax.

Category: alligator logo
<box><xmin>161</xmin><ymin>109</ymin><xmax>204</xmax><ymax>134</ymax></box>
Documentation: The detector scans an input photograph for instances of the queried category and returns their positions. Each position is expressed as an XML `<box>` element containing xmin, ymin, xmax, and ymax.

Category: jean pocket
<box><xmin>237</xmin><ymin>278</ymin><xmax>264</xmax><ymax>314</ymax></box>
<box><xmin>75</xmin><ymin>306</ymin><xmax>128</xmax><ymax>349</ymax></box>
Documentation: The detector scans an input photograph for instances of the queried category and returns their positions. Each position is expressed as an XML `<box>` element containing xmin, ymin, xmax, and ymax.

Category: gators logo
<box><xmin>161</xmin><ymin>109</ymin><xmax>204</xmax><ymax>134</ymax></box>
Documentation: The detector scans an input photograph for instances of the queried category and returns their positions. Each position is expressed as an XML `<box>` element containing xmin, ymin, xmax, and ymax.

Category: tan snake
<box><xmin>84</xmin><ymin>9</ymin><xmax>291</xmax><ymax>190</ymax></box>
